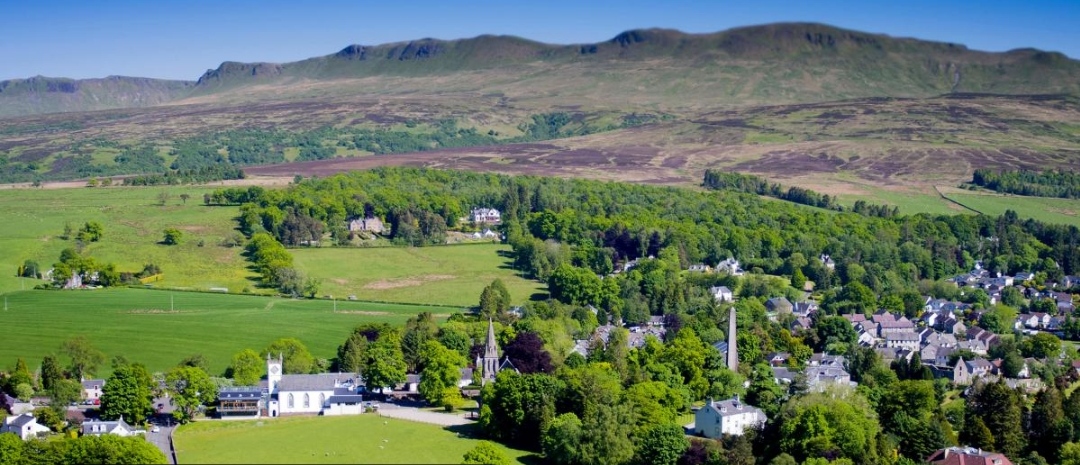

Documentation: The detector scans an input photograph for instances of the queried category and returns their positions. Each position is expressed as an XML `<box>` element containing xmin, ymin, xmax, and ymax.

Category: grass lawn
<box><xmin>291</xmin><ymin>244</ymin><xmax>546</xmax><ymax>307</ymax></box>
<box><xmin>0</xmin><ymin>288</ymin><xmax>457</xmax><ymax>375</ymax></box>
<box><xmin>0</xmin><ymin>186</ymin><xmax>256</xmax><ymax>295</ymax></box>
<box><xmin>174</xmin><ymin>415</ymin><xmax>534</xmax><ymax>464</ymax></box>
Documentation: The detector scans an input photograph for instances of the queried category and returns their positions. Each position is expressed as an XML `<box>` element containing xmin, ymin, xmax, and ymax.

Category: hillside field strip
<box><xmin>291</xmin><ymin>243</ymin><xmax>546</xmax><ymax>307</ymax></box>
<box><xmin>0</xmin><ymin>288</ymin><xmax>455</xmax><ymax>376</ymax></box>
<box><xmin>941</xmin><ymin>191</ymin><xmax>1080</xmax><ymax>228</ymax></box>
<box><xmin>174</xmin><ymin>415</ymin><xmax>533</xmax><ymax>464</ymax></box>
<box><xmin>0</xmin><ymin>186</ymin><xmax>256</xmax><ymax>295</ymax></box>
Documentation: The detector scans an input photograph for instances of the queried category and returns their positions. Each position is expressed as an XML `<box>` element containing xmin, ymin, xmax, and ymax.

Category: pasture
<box><xmin>291</xmin><ymin>244</ymin><xmax>546</xmax><ymax>307</ymax></box>
<box><xmin>0</xmin><ymin>288</ymin><xmax>457</xmax><ymax>375</ymax></box>
<box><xmin>174</xmin><ymin>415</ymin><xmax>533</xmax><ymax>464</ymax></box>
<box><xmin>0</xmin><ymin>186</ymin><xmax>256</xmax><ymax>295</ymax></box>
<box><xmin>942</xmin><ymin>191</ymin><xmax>1080</xmax><ymax>228</ymax></box>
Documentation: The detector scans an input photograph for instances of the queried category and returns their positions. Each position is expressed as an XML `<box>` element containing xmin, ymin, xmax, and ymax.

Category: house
<box><xmin>877</xmin><ymin>316</ymin><xmax>916</xmax><ymax>338</ymax></box>
<box><xmin>820</xmin><ymin>254</ymin><xmax>836</xmax><ymax>270</ymax></box>
<box><xmin>926</xmin><ymin>446</ymin><xmax>1013</xmax><ymax>465</ymax></box>
<box><xmin>217</xmin><ymin>387</ymin><xmax>264</xmax><ymax>418</ymax></box>
<box><xmin>884</xmin><ymin>331</ymin><xmax>921</xmax><ymax>351</ymax></box>
<box><xmin>347</xmin><ymin>216</ymin><xmax>384</xmax><ymax>234</ymax></box>
<box><xmin>790</xmin><ymin>317</ymin><xmax>813</xmax><ymax>333</ymax></box>
<box><xmin>953</xmin><ymin>358</ymin><xmax>993</xmax><ymax>385</ymax></box>
<box><xmin>82</xmin><ymin>379</ymin><xmax>105</xmax><ymax>400</ymax></box>
<box><xmin>471</xmin><ymin>208</ymin><xmax>501</xmax><ymax>224</ymax></box>
<box><xmin>805</xmin><ymin>365</ymin><xmax>854</xmax><ymax>392</ymax></box>
<box><xmin>766</xmin><ymin>352</ymin><xmax>790</xmax><ymax>367</ymax></box>
<box><xmin>709</xmin><ymin>286</ymin><xmax>734</xmax><ymax>303</ymax></box>
<box><xmin>923</xmin><ymin>332</ymin><xmax>958</xmax><ymax>348</ymax></box>
<box><xmin>324</xmin><ymin>388</ymin><xmax>366</xmax><ymax>416</ymax></box>
<box><xmin>1</xmin><ymin>414</ymin><xmax>49</xmax><ymax>440</ymax></box>
<box><xmin>793</xmin><ymin>301</ymin><xmax>818</xmax><ymax>317</ymax></box>
<box><xmin>716</xmin><ymin>258</ymin><xmax>743</xmax><ymax>276</ymax></box>
<box><xmin>771</xmin><ymin>367</ymin><xmax>798</xmax><ymax>384</ymax></box>
<box><xmin>1</xmin><ymin>393</ymin><xmax>33</xmax><ymax>415</ymax></box>
<box><xmin>81</xmin><ymin>416</ymin><xmax>138</xmax><ymax>437</ymax></box>
<box><xmin>807</xmin><ymin>354</ymin><xmax>845</xmax><ymax>368</ymax></box>
<box><xmin>694</xmin><ymin>397</ymin><xmax>766</xmax><ymax>438</ymax></box>
<box><xmin>765</xmin><ymin>297</ymin><xmax>793</xmax><ymax>315</ymax></box>
<box><xmin>957</xmin><ymin>339</ymin><xmax>988</xmax><ymax>356</ymax></box>
<box><xmin>687</xmin><ymin>264</ymin><xmax>711</xmax><ymax>273</ymax></box>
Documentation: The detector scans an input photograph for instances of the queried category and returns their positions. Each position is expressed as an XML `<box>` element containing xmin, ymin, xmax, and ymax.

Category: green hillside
<box><xmin>3</xmin><ymin>23</ymin><xmax>1079</xmax><ymax>117</ymax></box>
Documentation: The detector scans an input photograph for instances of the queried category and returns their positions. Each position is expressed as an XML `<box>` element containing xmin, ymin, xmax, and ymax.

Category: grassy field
<box><xmin>943</xmin><ymin>191</ymin><xmax>1080</xmax><ymax>228</ymax></box>
<box><xmin>0</xmin><ymin>288</ymin><xmax>456</xmax><ymax>375</ymax></box>
<box><xmin>291</xmin><ymin>244</ymin><xmax>546</xmax><ymax>307</ymax></box>
<box><xmin>174</xmin><ymin>415</ymin><xmax>534</xmax><ymax>464</ymax></box>
<box><xmin>0</xmin><ymin>186</ymin><xmax>255</xmax><ymax>295</ymax></box>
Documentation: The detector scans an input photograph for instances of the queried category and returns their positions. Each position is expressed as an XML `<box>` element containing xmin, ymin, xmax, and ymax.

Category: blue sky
<box><xmin>1</xmin><ymin>0</ymin><xmax>1077</xmax><ymax>81</ymax></box>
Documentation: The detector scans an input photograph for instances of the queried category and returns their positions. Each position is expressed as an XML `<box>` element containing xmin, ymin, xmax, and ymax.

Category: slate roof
<box><xmin>704</xmin><ymin>398</ymin><xmax>764</xmax><ymax>418</ymax></box>
<box><xmin>82</xmin><ymin>417</ymin><xmax>134</xmax><ymax>435</ymax></box>
<box><xmin>277</xmin><ymin>374</ymin><xmax>355</xmax><ymax>392</ymax></box>
<box><xmin>9</xmin><ymin>413</ymin><xmax>37</xmax><ymax>428</ymax></box>
<box><xmin>218</xmin><ymin>387</ymin><xmax>262</xmax><ymax>401</ymax></box>
<box><xmin>81</xmin><ymin>379</ymin><xmax>105</xmax><ymax>390</ymax></box>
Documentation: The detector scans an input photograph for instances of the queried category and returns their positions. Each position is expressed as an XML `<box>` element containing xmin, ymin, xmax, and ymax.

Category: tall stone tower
<box><xmin>727</xmin><ymin>307</ymin><xmax>738</xmax><ymax>372</ymax></box>
<box><xmin>481</xmin><ymin>318</ymin><xmax>500</xmax><ymax>384</ymax></box>
<box><xmin>267</xmin><ymin>353</ymin><xmax>283</xmax><ymax>392</ymax></box>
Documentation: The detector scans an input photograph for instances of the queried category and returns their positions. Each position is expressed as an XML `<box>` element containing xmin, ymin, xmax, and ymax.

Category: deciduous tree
<box><xmin>165</xmin><ymin>366</ymin><xmax>217</xmax><ymax>423</ymax></box>
<box><xmin>230</xmin><ymin>349</ymin><xmax>263</xmax><ymax>386</ymax></box>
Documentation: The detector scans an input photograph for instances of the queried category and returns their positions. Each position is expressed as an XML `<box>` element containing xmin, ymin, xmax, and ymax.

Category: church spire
<box><xmin>485</xmin><ymin>318</ymin><xmax>499</xmax><ymax>358</ymax></box>
<box><xmin>482</xmin><ymin>318</ymin><xmax>500</xmax><ymax>383</ymax></box>
<box><xmin>727</xmin><ymin>306</ymin><xmax>738</xmax><ymax>372</ymax></box>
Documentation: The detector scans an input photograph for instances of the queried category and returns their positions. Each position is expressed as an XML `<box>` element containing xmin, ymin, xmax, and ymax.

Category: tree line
<box><xmin>703</xmin><ymin>170</ymin><xmax>899</xmax><ymax>217</ymax></box>
<box><xmin>971</xmin><ymin>168</ymin><xmax>1080</xmax><ymax>199</ymax></box>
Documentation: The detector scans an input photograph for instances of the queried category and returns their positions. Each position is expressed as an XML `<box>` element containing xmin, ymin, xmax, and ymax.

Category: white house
<box><xmin>1</xmin><ymin>414</ymin><xmax>50</xmax><ymax>440</ymax></box>
<box><xmin>471</xmin><ymin>208</ymin><xmax>501</xmax><ymax>224</ymax></box>
<box><xmin>81</xmin><ymin>417</ymin><xmax>137</xmax><ymax>437</ymax></box>
<box><xmin>694</xmin><ymin>397</ymin><xmax>766</xmax><ymax>438</ymax></box>
<box><xmin>709</xmin><ymin>286</ymin><xmax>734</xmax><ymax>303</ymax></box>
<box><xmin>323</xmin><ymin>388</ymin><xmax>366</xmax><ymax>416</ymax></box>
<box><xmin>716</xmin><ymin>258</ymin><xmax>743</xmax><ymax>276</ymax></box>
<box><xmin>82</xmin><ymin>379</ymin><xmax>105</xmax><ymax>400</ymax></box>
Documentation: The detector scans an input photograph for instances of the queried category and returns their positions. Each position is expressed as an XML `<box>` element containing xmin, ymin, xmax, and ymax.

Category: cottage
<box><xmin>694</xmin><ymin>397</ymin><xmax>766</xmax><ymax>438</ymax></box>
<box><xmin>81</xmin><ymin>416</ymin><xmax>138</xmax><ymax>437</ymax></box>
<box><xmin>709</xmin><ymin>286</ymin><xmax>734</xmax><ymax>303</ymax></box>
<box><xmin>790</xmin><ymin>317</ymin><xmax>813</xmax><ymax>333</ymax></box>
<box><xmin>687</xmin><ymin>264</ymin><xmax>711</xmax><ymax>273</ymax></box>
<box><xmin>805</xmin><ymin>365</ymin><xmax>854</xmax><ymax>392</ymax></box>
<box><xmin>82</xmin><ymin>379</ymin><xmax>105</xmax><ymax>400</ymax></box>
<box><xmin>1</xmin><ymin>414</ymin><xmax>49</xmax><ymax>440</ymax></box>
<box><xmin>1</xmin><ymin>393</ymin><xmax>33</xmax><ymax>415</ymax></box>
<box><xmin>793</xmin><ymin>301</ymin><xmax>818</xmax><ymax>317</ymax></box>
<box><xmin>820</xmin><ymin>254</ymin><xmax>836</xmax><ymax>270</ymax></box>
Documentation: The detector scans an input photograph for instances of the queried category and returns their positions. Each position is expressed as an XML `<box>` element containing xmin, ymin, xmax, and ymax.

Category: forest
<box><xmin>212</xmin><ymin>167</ymin><xmax>1079</xmax><ymax>312</ymax></box>
<box><xmin>971</xmin><ymin>168</ymin><xmax>1080</xmax><ymax>199</ymax></box>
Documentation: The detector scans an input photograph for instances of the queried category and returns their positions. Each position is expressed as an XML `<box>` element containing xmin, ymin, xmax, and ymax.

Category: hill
<box><xmin>3</xmin><ymin>23</ymin><xmax>1079</xmax><ymax>116</ymax></box>
<box><xmin>0</xmin><ymin>75</ymin><xmax>194</xmax><ymax>117</ymax></box>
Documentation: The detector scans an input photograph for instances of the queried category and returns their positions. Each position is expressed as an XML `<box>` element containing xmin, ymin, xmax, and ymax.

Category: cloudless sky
<box><xmin>1</xmin><ymin>0</ymin><xmax>1078</xmax><ymax>81</ymax></box>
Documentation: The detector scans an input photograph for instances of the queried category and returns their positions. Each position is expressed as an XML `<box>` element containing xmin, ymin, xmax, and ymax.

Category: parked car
<box><xmin>151</xmin><ymin>426</ymin><xmax>161</xmax><ymax>433</ymax></box>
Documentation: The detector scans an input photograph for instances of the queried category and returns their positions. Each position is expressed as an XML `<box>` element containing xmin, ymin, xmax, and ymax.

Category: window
<box><xmin>319</xmin><ymin>393</ymin><xmax>326</xmax><ymax>406</ymax></box>
<box><xmin>303</xmin><ymin>393</ymin><xmax>310</xmax><ymax>408</ymax></box>
<box><xmin>288</xmin><ymin>393</ymin><xmax>294</xmax><ymax>409</ymax></box>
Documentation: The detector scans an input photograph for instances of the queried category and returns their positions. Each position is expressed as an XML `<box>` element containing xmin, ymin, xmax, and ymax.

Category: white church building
<box><xmin>218</xmin><ymin>355</ymin><xmax>365</xmax><ymax>418</ymax></box>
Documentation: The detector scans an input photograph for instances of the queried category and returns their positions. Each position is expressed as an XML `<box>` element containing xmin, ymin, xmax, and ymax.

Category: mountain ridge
<box><xmin>3</xmin><ymin>22</ymin><xmax>1079</xmax><ymax>117</ymax></box>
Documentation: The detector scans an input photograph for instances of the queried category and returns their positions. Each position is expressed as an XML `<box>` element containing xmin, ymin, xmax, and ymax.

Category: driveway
<box><xmin>376</xmin><ymin>403</ymin><xmax>472</xmax><ymax>427</ymax></box>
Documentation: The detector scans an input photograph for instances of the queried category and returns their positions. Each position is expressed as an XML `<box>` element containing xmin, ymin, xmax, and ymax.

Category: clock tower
<box><xmin>267</xmin><ymin>353</ymin><xmax>283</xmax><ymax>393</ymax></box>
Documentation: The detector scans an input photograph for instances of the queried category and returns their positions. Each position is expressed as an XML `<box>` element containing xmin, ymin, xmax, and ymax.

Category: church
<box><xmin>218</xmin><ymin>355</ymin><xmax>365</xmax><ymax>418</ymax></box>
<box><xmin>476</xmin><ymin>318</ymin><xmax>518</xmax><ymax>384</ymax></box>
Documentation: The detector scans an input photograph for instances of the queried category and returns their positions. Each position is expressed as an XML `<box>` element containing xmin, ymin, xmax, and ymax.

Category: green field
<box><xmin>0</xmin><ymin>288</ymin><xmax>456</xmax><ymax>375</ymax></box>
<box><xmin>943</xmin><ymin>192</ymin><xmax>1080</xmax><ymax>227</ymax></box>
<box><xmin>174</xmin><ymin>415</ymin><xmax>533</xmax><ymax>464</ymax></box>
<box><xmin>0</xmin><ymin>186</ymin><xmax>255</xmax><ymax>295</ymax></box>
<box><xmin>292</xmin><ymin>244</ymin><xmax>546</xmax><ymax>307</ymax></box>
